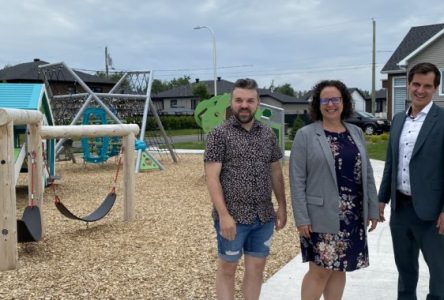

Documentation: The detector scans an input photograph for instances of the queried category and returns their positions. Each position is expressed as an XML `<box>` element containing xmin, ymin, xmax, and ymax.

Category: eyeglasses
<box><xmin>320</xmin><ymin>97</ymin><xmax>342</xmax><ymax>105</ymax></box>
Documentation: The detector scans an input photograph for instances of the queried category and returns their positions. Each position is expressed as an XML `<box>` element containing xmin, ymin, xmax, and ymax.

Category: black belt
<box><xmin>396</xmin><ymin>190</ymin><xmax>412</xmax><ymax>204</ymax></box>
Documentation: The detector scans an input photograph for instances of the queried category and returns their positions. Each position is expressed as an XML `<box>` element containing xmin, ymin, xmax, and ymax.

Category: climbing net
<box><xmin>39</xmin><ymin>64</ymin><xmax>151</xmax><ymax>124</ymax></box>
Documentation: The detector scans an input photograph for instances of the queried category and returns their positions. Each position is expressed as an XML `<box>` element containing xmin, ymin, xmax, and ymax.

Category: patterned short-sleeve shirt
<box><xmin>204</xmin><ymin>116</ymin><xmax>283</xmax><ymax>224</ymax></box>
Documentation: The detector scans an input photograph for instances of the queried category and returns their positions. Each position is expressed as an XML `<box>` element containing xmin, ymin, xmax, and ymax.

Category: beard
<box><xmin>233</xmin><ymin>109</ymin><xmax>256</xmax><ymax>124</ymax></box>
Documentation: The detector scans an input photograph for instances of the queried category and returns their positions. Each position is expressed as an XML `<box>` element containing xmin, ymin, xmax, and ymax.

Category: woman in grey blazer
<box><xmin>290</xmin><ymin>80</ymin><xmax>379</xmax><ymax>300</ymax></box>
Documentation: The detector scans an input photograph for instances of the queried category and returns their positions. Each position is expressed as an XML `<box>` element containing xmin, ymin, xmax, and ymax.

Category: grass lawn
<box><xmin>171</xmin><ymin>141</ymin><xmax>205</xmax><ymax>149</ymax></box>
<box><xmin>366</xmin><ymin>140</ymin><xmax>388</xmax><ymax>161</ymax></box>
<box><xmin>172</xmin><ymin>137</ymin><xmax>388</xmax><ymax>161</ymax></box>
<box><xmin>145</xmin><ymin>128</ymin><xmax>202</xmax><ymax>138</ymax></box>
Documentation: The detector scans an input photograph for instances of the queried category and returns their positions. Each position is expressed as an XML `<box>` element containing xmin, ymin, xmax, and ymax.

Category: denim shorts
<box><xmin>214</xmin><ymin>217</ymin><xmax>274</xmax><ymax>262</ymax></box>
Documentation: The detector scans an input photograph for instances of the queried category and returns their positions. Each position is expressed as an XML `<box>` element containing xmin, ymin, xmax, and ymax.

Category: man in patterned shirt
<box><xmin>204</xmin><ymin>78</ymin><xmax>287</xmax><ymax>300</ymax></box>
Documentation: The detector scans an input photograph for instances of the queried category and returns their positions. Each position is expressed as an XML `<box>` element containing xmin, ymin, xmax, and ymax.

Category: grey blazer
<box><xmin>289</xmin><ymin>121</ymin><xmax>379</xmax><ymax>233</ymax></box>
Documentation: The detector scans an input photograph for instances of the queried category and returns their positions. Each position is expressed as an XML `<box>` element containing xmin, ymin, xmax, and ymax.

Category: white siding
<box><xmin>351</xmin><ymin>91</ymin><xmax>365</xmax><ymax>112</ymax></box>
<box><xmin>392</xmin><ymin>76</ymin><xmax>407</xmax><ymax>118</ymax></box>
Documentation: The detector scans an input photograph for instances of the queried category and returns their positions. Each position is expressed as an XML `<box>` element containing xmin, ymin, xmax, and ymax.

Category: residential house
<box><xmin>0</xmin><ymin>58</ymin><xmax>116</xmax><ymax>94</ymax></box>
<box><xmin>0</xmin><ymin>59</ymin><xmax>117</xmax><ymax>124</ymax></box>
<box><xmin>364</xmin><ymin>88</ymin><xmax>387</xmax><ymax>117</ymax></box>
<box><xmin>152</xmin><ymin>78</ymin><xmax>309</xmax><ymax>125</ymax></box>
<box><xmin>349</xmin><ymin>88</ymin><xmax>367</xmax><ymax>112</ymax></box>
<box><xmin>381</xmin><ymin>23</ymin><xmax>444</xmax><ymax>119</ymax></box>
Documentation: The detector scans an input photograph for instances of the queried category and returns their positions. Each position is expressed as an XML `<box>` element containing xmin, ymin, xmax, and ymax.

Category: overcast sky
<box><xmin>2</xmin><ymin>0</ymin><xmax>444</xmax><ymax>92</ymax></box>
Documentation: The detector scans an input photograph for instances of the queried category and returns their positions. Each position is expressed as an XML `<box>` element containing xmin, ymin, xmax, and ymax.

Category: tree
<box><xmin>274</xmin><ymin>83</ymin><xmax>295</xmax><ymax>96</ymax></box>
<box><xmin>150</xmin><ymin>76</ymin><xmax>192</xmax><ymax>94</ymax></box>
<box><xmin>151</xmin><ymin>79</ymin><xmax>168</xmax><ymax>94</ymax></box>
<box><xmin>192</xmin><ymin>83</ymin><xmax>210</xmax><ymax>101</ymax></box>
<box><xmin>289</xmin><ymin>115</ymin><xmax>305</xmax><ymax>140</ymax></box>
<box><xmin>295</xmin><ymin>90</ymin><xmax>309</xmax><ymax>99</ymax></box>
<box><xmin>167</xmin><ymin>75</ymin><xmax>191</xmax><ymax>89</ymax></box>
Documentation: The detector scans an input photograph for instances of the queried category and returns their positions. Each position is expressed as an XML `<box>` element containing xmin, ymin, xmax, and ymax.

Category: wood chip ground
<box><xmin>1</xmin><ymin>154</ymin><xmax>300</xmax><ymax>299</ymax></box>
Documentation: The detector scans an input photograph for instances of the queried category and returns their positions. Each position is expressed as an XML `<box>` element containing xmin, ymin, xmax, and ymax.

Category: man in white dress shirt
<box><xmin>379</xmin><ymin>62</ymin><xmax>444</xmax><ymax>300</ymax></box>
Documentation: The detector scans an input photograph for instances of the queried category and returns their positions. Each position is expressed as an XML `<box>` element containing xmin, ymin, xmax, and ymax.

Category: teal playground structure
<box><xmin>194</xmin><ymin>93</ymin><xmax>285</xmax><ymax>151</ymax></box>
<box><xmin>0</xmin><ymin>83</ymin><xmax>56</xmax><ymax>181</ymax></box>
<box><xmin>0</xmin><ymin>84</ymin><xmax>55</xmax><ymax>250</ymax></box>
<box><xmin>81</xmin><ymin>107</ymin><xmax>122</xmax><ymax>164</ymax></box>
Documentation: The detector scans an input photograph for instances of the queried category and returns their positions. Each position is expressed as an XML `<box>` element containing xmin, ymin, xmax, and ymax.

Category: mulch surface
<box><xmin>1</xmin><ymin>154</ymin><xmax>299</xmax><ymax>299</ymax></box>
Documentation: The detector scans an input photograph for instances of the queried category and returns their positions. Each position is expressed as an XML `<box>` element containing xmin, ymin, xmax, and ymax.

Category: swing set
<box><xmin>0</xmin><ymin>107</ymin><xmax>139</xmax><ymax>271</ymax></box>
<box><xmin>46</xmin><ymin>146</ymin><xmax>123</xmax><ymax>223</ymax></box>
<box><xmin>17</xmin><ymin>151</ymin><xmax>42</xmax><ymax>243</ymax></box>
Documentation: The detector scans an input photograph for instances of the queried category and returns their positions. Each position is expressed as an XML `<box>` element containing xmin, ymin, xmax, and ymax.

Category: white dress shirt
<box><xmin>397</xmin><ymin>101</ymin><xmax>433</xmax><ymax>195</ymax></box>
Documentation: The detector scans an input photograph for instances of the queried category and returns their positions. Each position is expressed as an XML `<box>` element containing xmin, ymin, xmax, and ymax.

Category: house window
<box><xmin>191</xmin><ymin>99</ymin><xmax>197</xmax><ymax>109</ymax></box>
<box><xmin>376</xmin><ymin>100</ymin><xmax>383</xmax><ymax>113</ymax></box>
<box><xmin>441</xmin><ymin>70</ymin><xmax>444</xmax><ymax>95</ymax></box>
<box><xmin>393</xmin><ymin>76</ymin><xmax>407</xmax><ymax>117</ymax></box>
<box><xmin>170</xmin><ymin>99</ymin><xmax>177</xmax><ymax>108</ymax></box>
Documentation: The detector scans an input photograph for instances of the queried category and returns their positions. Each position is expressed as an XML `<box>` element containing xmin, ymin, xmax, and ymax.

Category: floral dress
<box><xmin>300</xmin><ymin>130</ymin><xmax>369</xmax><ymax>272</ymax></box>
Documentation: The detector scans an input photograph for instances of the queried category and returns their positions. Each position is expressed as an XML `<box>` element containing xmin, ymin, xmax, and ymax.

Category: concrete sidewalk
<box><xmin>260</xmin><ymin>159</ymin><xmax>429</xmax><ymax>300</ymax></box>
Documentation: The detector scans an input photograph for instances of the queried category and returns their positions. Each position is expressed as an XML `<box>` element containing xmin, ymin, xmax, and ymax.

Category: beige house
<box><xmin>381</xmin><ymin>23</ymin><xmax>444</xmax><ymax>119</ymax></box>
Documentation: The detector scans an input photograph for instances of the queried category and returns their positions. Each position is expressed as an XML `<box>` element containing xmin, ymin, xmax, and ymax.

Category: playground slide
<box><xmin>14</xmin><ymin>145</ymin><xmax>26</xmax><ymax>185</ymax></box>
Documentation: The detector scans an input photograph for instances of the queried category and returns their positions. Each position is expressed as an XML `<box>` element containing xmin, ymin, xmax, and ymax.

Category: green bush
<box><xmin>370</xmin><ymin>135</ymin><xmax>380</xmax><ymax>143</ymax></box>
<box><xmin>380</xmin><ymin>132</ymin><xmax>389</xmax><ymax>141</ymax></box>
<box><xmin>289</xmin><ymin>116</ymin><xmax>305</xmax><ymax>140</ymax></box>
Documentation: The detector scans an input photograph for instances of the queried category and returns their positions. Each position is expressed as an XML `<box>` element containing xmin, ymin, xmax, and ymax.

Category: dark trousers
<box><xmin>390</xmin><ymin>192</ymin><xmax>444</xmax><ymax>300</ymax></box>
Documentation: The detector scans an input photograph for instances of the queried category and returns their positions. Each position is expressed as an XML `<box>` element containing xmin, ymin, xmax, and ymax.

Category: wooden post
<box><xmin>0</xmin><ymin>113</ymin><xmax>139</xmax><ymax>271</ymax></box>
<box><xmin>0</xmin><ymin>122</ymin><xmax>18</xmax><ymax>271</ymax></box>
<box><xmin>122</xmin><ymin>133</ymin><xmax>135</xmax><ymax>221</ymax></box>
<box><xmin>27</xmin><ymin>122</ymin><xmax>44</xmax><ymax>233</ymax></box>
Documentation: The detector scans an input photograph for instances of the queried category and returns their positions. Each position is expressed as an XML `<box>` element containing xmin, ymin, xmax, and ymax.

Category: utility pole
<box><xmin>105</xmin><ymin>46</ymin><xmax>109</xmax><ymax>77</ymax></box>
<box><xmin>371</xmin><ymin>18</ymin><xmax>376</xmax><ymax>114</ymax></box>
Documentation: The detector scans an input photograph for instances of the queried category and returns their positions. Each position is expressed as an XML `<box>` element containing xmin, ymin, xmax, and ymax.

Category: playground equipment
<box><xmin>80</xmin><ymin>107</ymin><xmax>122</xmax><ymax>164</ymax></box>
<box><xmin>45</xmin><ymin>138</ymin><xmax>124</xmax><ymax>223</ymax></box>
<box><xmin>52</xmin><ymin>151</ymin><xmax>122</xmax><ymax>222</ymax></box>
<box><xmin>0</xmin><ymin>83</ymin><xmax>55</xmax><ymax>181</ymax></box>
<box><xmin>38</xmin><ymin>62</ymin><xmax>177</xmax><ymax>171</ymax></box>
<box><xmin>17</xmin><ymin>151</ymin><xmax>43</xmax><ymax>243</ymax></box>
<box><xmin>194</xmin><ymin>93</ymin><xmax>285</xmax><ymax>151</ymax></box>
<box><xmin>0</xmin><ymin>108</ymin><xmax>139</xmax><ymax>271</ymax></box>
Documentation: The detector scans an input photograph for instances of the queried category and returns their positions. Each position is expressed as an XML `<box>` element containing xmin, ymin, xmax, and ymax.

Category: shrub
<box><xmin>289</xmin><ymin>116</ymin><xmax>305</xmax><ymax>140</ymax></box>
<box><xmin>380</xmin><ymin>132</ymin><xmax>389</xmax><ymax>141</ymax></box>
<box><xmin>370</xmin><ymin>135</ymin><xmax>380</xmax><ymax>143</ymax></box>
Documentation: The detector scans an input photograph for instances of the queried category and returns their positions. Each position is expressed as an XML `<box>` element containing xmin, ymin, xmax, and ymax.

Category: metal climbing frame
<box><xmin>38</xmin><ymin>62</ymin><xmax>177</xmax><ymax>172</ymax></box>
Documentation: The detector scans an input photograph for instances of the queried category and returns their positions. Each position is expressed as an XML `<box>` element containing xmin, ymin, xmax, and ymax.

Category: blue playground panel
<box><xmin>81</xmin><ymin>108</ymin><xmax>110</xmax><ymax>164</ymax></box>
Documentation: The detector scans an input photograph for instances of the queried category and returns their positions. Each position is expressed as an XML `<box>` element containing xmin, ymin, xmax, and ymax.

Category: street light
<box><xmin>193</xmin><ymin>25</ymin><xmax>217</xmax><ymax>96</ymax></box>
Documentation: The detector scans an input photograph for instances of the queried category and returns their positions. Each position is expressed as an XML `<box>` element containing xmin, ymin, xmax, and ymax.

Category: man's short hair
<box><xmin>233</xmin><ymin>78</ymin><xmax>258</xmax><ymax>91</ymax></box>
<box><xmin>408</xmin><ymin>62</ymin><xmax>441</xmax><ymax>88</ymax></box>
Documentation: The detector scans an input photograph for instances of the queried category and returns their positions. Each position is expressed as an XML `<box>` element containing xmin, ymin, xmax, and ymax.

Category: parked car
<box><xmin>346</xmin><ymin>111</ymin><xmax>390</xmax><ymax>135</ymax></box>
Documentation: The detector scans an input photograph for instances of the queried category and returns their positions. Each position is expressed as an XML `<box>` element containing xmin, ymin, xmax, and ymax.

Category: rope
<box><xmin>28</xmin><ymin>151</ymin><xmax>37</xmax><ymax>207</ymax></box>
<box><xmin>42</xmin><ymin>142</ymin><xmax>123</xmax><ymax>201</ymax></box>
<box><xmin>41</xmin><ymin>143</ymin><xmax>61</xmax><ymax>203</ymax></box>
<box><xmin>111</xmin><ymin>147</ymin><xmax>124</xmax><ymax>193</ymax></box>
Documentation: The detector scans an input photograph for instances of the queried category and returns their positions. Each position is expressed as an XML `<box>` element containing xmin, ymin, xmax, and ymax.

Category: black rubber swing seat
<box><xmin>17</xmin><ymin>206</ymin><xmax>43</xmax><ymax>243</ymax></box>
<box><xmin>55</xmin><ymin>192</ymin><xmax>116</xmax><ymax>223</ymax></box>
